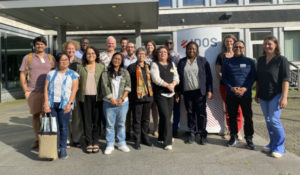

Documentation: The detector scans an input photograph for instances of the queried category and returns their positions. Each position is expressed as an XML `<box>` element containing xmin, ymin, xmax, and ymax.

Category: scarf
<box><xmin>136</xmin><ymin>63</ymin><xmax>153</xmax><ymax>99</ymax></box>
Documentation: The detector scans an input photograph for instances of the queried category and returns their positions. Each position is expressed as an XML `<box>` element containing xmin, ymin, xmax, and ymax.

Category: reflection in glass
<box><xmin>183</xmin><ymin>0</ymin><xmax>204</xmax><ymax>6</ymax></box>
<box><xmin>1</xmin><ymin>33</ymin><xmax>33</xmax><ymax>90</ymax></box>
<box><xmin>252</xmin><ymin>44</ymin><xmax>263</xmax><ymax>60</ymax></box>
<box><xmin>284</xmin><ymin>31</ymin><xmax>300</xmax><ymax>62</ymax></box>
<box><xmin>249</xmin><ymin>0</ymin><xmax>271</xmax><ymax>3</ymax></box>
<box><xmin>251</xmin><ymin>31</ymin><xmax>272</xmax><ymax>40</ymax></box>
<box><xmin>284</xmin><ymin>0</ymin><xmax>300</xmax><ymax>2</ymax></box>
<box><xmin>216</xmin><ymin>0</ymin><xmax>238</xmax><ymax>4</ymax></box>
<box><xmin>159</xmin><ymin>0</ymin><xmax>172</xmax><ymax>6</ymax></box>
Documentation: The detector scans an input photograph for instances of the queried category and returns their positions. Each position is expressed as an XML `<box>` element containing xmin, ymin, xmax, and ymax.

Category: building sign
<box><xmin>176</xmin><ymin>27</ymin><xmax>225</xmax><ymax>133</ymax></box>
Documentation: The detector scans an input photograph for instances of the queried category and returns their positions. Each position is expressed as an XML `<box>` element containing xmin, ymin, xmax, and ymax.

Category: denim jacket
<box><xmin>101</xmin><ymin>68</ymin><xmax>131</xmax><ymax>101</ymax></box>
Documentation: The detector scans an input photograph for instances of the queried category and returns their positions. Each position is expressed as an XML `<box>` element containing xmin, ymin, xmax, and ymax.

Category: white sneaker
<box><xmin>271</xmin><ymin>152</ymin><xmax>283</xmax><ymax>158</ymax></box>
<box><xmin>104</xmin><ymin>146</ymin><xmax>114</xmax><ymax>155</ymax></box>
<box><xmin>118</xmin><ymin>145</ymin><xmax>130</xmax><ymax>153</ymax></box>
<box><xmin>263</xmin><ymin>146</ymin><xmax>271</xmax><ymax>153</ymax></box>
<box><xmin>164</xmin><ymin>145</ymin><xmax>172</xmax><ymax>151</ymax></box>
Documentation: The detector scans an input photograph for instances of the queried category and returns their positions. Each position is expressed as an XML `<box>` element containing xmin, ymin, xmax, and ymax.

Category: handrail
<box><xmin>288</xmin><ymin>61</ymin><xmax>300</xmax><ymax>91</ymax></box>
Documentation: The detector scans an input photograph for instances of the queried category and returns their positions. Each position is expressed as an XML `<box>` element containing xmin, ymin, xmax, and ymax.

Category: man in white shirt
<box><xmin>99</xmin><ymin>36</ymin><xmax>117</xmax><ymax>67</ymax></box>
<box><xmin>123</xmin><ymin>42</ymin><xmax>137</xmax><ymax>69</ymax></box>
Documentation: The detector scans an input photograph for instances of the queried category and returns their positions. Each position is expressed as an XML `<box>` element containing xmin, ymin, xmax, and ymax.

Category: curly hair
<box><xmin>62</xmin><ymin>40</ymin><xmax>80</xmax><ymax>51</ymax></box>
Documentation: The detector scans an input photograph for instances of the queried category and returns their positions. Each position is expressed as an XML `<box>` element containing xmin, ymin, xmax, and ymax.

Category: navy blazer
<box><xmin>176</xmin><ymin>56</ymin><xmax>213</xmax><ymax>96</ymax></box>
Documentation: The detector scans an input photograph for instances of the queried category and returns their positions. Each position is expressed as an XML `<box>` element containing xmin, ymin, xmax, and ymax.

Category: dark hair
<box><xmin>234</xmin><ymin>40</ymin><xmax>245</xmax><ymax>47</ymax></box>
<box><xmin>120</xmin><ymin>37</ymin><xmax>128</xmax><ymax>43</ymax></box>
<box><xmin>153</xmin><ymin>46</ymin><xmax>172</xmax><ymax>63</ymax></box>
<box><xmin>55</xmin><ymin>52</ymin><xmax>69</xmax><ymax>63</ymax></box>
<box><xmin>82</xmin><ymin>46</ymin><xmax>100</xmax><ymax>66</ymax></box>
<box><xmin>263</xmin><ymin>36</ymin><xmax>281</xmax><ymax>56</ymax></box>
<box><xmin>107</xmin><ymin>52</ymin><xmax>124</xmax><ymax>78</ymax></box>
<box><xmin>145</xmin><ymin>40</ymin><xmax>156</xmax><ymax>57</ymax></box>
<box><xmin>185</xmin><ymin>41</ymin><xmax>199</xmax><ymax>58</ymax></box>
<box><xmin>33</xmin><ymin>36</ymin><xmax>47</xmax><ymax>46</ymax></box>
<box><xmin>80</xmin><ymin>38</ymin><xmax>89</xmax><ymax>43</ymax></box>
<box><xmin>221</xmin><ymin>34</ymin><xmax>237</xmax><ymax>53</ymax></box>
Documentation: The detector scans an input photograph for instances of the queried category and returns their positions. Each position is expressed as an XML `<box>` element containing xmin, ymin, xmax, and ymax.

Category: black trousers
<box><xmin>79</xmin><ymin>95</ymin><xmax>100</xmax><ymax>146</ymax></box>
<box><xmin>155</xmin><ymin>94</ymin><xmax>174</xmax><ymax>146</ymax></box>
<box><xmin>132</xmin><ymin>101</ymin><xmax>152</xmax><ymax>142</ymax></box>
<box><xmin>226</xmin><ymin>95</ymin><xmax>254</xmax><ymax>139</ymax></box>
<box><xmin>183</xmin><ymin>90</ymin><xmax>208</xmax><ymax>138</ymax></box>
<box><xmin>98</xmin><ymin>101</ymin><xmax>106</xmax><ymax>135</ymax></box>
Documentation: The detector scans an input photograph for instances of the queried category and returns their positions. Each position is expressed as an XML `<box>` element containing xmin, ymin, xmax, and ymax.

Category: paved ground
<box><xmin>0</xmin><ymin>99</ymin><xmax>300</xmax><ymax>175</ymax></box>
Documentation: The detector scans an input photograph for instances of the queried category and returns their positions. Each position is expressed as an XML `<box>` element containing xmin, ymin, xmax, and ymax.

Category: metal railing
<box><xmin>289</xmin><ymin>61</ymin><xmax>300</xmax><ymax>91</ymax></box>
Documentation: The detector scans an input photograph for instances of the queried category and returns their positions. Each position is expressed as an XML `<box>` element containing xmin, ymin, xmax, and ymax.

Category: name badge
<box><xmin>40</xmin><ymin>58</ymin><xmax>45</xmax><ymax>63</ymax></box>
<box><xmin>170</xmin><ymin>69</ymin><xmax>174</xmax><ymax>72</ymax></box>
<box><xmin>240</xmin><ymin>64</ymin><xmax>246</xmax><ymax>68</ymax></box>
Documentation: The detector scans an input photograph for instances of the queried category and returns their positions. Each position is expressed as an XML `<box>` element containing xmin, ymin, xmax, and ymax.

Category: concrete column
<box><xmin>172</xmin><ymin>0</ymin><xmax>177</xmax><ymax>8</ymax></box>
<box><xmin>57</xmin><ymin>26</ymin><xmax>66</xmax><ymax>53</ymax></box>
<box><xmin>178</xmin><ymin>0</ymin><xmax>183</xmax><ymax>8</ymax></box>
<box><xmin>278</xmin><ymin>27</ymin><xmax>285</xmax><ymax>56</ymax></box>
<box><xmin>211</xmin><ymin>0</ymin><xmax>216</xmax><ymax>6</ymax></box>
<box><xmin>135</xmin><ymin>25</ymin><xmax>142</xmax><ymax>48</ymax></box>
<box><xmin>0</xmin><ymin>32</ymin><xmax>2</xmax><ymax>103</ymax></box>
<box><xmin>173</xmin><ymin>31</ymin><xmax>178</xmax><ymax>54</ymax></box>
<box><xmin>205</xmin><ymin>0</ymin><xmax>210</xmax><ymax>6</ymax></box>
<box><xmin>244</xmin><ymin>28</ymin><xmax>251</xmax><ymax>57</ymax></box>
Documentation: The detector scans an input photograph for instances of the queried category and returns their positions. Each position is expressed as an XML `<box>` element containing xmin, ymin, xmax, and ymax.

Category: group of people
<box><xmin>19</xmin><ymin>34</ymin><xmax>289</xmax><ymax>159</ymax></box>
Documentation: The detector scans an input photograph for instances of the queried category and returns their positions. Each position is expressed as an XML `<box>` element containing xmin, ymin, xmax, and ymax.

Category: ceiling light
<box><xmin>40</xmin><ymin>8</ymin><xmax>45</xmax><ymax>12</ymax></box>
<box><xmin>99</xmin><ymin>26</ymin><xmax>103</xmax><ymax>29</ymax></box>
<box><xmin>76</xmin><ymin>26</ymin><xmax>79</xmax><ymax>29</ymax></box>
<box><xmin>54</xmin><ymin>16</ymin><xmax>59</xmax><ymax>20</ymax></box>
<box><xmin>112</xmin><ymin>5</ymin><xmax>117</xmax><ymax>8</ymax></box>
<box><xmin>122</xmin><ymin>20</ymin><xmax>126</xmax><ymax>24</ymax></box>
<box><xmin>126</xmin><ymin>25</ymin><xmax>130</xmax><ymax>28</ymax></box>
<box><xmin>118</xmin><ymin>14</ymin><xmax>122</xmax><ymax>17</ymax></box>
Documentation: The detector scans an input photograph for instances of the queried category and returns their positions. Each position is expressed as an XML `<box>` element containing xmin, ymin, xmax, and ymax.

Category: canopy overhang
<box><xmin>0</xmin><ymin>0</ymin><xmax>159</xmax><ymax>31</ymax></box>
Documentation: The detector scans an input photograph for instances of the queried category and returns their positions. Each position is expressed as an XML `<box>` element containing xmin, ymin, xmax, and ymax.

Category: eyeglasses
<box><xmin>234</xmin><ymin>46</ymin><xmax>244</xmax><ymax>49</ymax></box>
<box><xmin>159</xmin><ymin>51</ymin><xmax>168</xmax><ymax>54</ymax></box>
<box><xmin>166</xmin><ymin>42</ymin><xmax>173</xmax><ymax>45</ymax></box>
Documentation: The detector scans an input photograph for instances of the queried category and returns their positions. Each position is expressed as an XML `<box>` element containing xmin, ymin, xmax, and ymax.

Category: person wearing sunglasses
<box><xmin>221</xmin><ymin>40</ymin><xmax>256</xmax><ymax>150</ymax></box>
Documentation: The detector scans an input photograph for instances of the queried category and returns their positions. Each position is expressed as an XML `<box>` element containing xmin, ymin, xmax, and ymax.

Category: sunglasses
<box><xmin>166</xmin><ymin>42</ymin><xmax>173</xmax><ymax>45</ymax></box>
<box><xmin>234</xmin><ymin>46</ymin><xmax>244</xmax><ymax>49</ymax></box>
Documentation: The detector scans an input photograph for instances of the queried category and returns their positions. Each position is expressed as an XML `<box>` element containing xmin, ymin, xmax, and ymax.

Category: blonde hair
<box><xmin>222</xmin><ymin>34</ymin><xmax>237</xmax><ymax>53</ymax></box>
<box><xmin>62</xmin><ymin>40</ymin><xmax>80</xmax><ymax>51</ymax></box>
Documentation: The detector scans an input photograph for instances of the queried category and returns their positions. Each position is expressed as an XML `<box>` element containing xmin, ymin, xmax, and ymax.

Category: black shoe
<box><xmin>142</xmin><ymin>137</ymin><xmax>152</xmax><ymax>146</ymax></box>
<box><xmin>185</xmin><ymin>135</ymin><xmax>195</xmax><ymax>144</ymax></box>
<box><xmin>246</xmin><ymin>140</ymin><xmax>255</xmax><ymax>150</ymax></box>
<box><xmin>227</xmin><ymin>136</ymin><xmax>237</xmax><ymax>147</ymax></box>
<box><xmin>199</xmin><ymin>137</ymin><xmax>207</xmax><ymax>145</ymax></box>
<box><xmin>134</xmin><ymin>142</ymin><xmax>141</xmax><ymax>150</ymax></box>
<box><xmin>173</xmin><ymin>130</ymin><xmax>179</xmax><ymax>138</ymax></box>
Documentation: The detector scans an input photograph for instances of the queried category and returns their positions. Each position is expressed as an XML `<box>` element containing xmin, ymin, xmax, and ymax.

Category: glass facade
<box><xmin>216</xmin><ymin>0</ymin><xmax>238</xmax><ymax>4</ymax></box>
<box><xmin>159</xmin><ymin>0</ymin><xmax>172</xmax><ymax>6</ymax></box>
<box><xmin>285</xmin><ymin>31</ymin><xmax>300</xmax><ymax>62</ymax></box>
<box><xmin>249</xmin><ymin>0</ymin><xmax>271</xmax><ymax>3</ymax></box>
<box><xmin>183</xmin><ymin>0</ymin><xmax>204</xmax><ymax>6</ymax></box>
<box><xmin>284</xmin><ymin>0</ymin><xmax>300</xmax><ymax>2</ymax></box>
<box><xmin>1</xmin><ymin>32</ymin><xmax>33</xmax><ymax>91</ymax></box>
<box><xmin>67</xmin><ymin>33</ymin><xmax>172</xmax><ymax>52</ymax></box>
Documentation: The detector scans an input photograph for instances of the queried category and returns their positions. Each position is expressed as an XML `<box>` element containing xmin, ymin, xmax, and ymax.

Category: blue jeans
<box><xmin>51</xmin><ymin>103</ymin><xmax>71</xmax><ymax>151</ymax></box>
<box><xmin>103</xmin><ymin>101</ymin><xmax>129</xmax><ymax>147</ymax></box>
<box><xmin>260</xmin><ymin>94</ymin><xmax>285</xmax><ymax>154</ymax></box>
<box><xmin>173</xmin><ymin>99</ymin><xmax>181</xmax><ymax>131</ymax></box>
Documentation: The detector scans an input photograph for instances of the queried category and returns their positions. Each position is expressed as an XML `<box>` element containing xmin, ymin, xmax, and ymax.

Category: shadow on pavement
<box><xmin>0</xmin><ymin>116</ymin><xmax>40</xmax><ymax>161</ymax></box>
